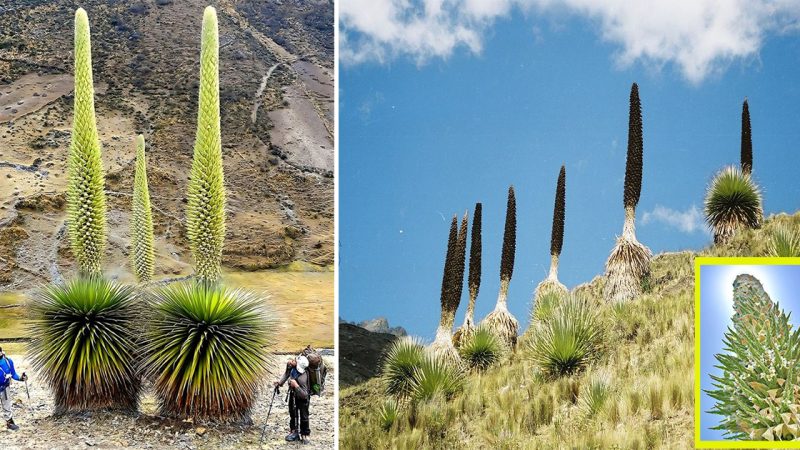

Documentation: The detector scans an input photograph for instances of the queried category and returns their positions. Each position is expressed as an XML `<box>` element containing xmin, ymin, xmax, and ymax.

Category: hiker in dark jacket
<box><xmin>274</xmin><ymin>355</ymin><xmax>311</xmax><ymax>442</ymax></box>
<box><xmin>0</xmin><ymin>347</ymin><xmax>27</xmax><ymax>431</ymax></box>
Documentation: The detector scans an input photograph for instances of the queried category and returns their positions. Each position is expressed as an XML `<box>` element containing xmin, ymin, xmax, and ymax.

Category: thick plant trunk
<box><xmin>622</xmin><ymin>205</ymin><xmax>636</xmax><ymax>240</ymax></box>
<box><xmin>547</xmin><ymin>254</ymin><xmax>559</xmax><ymax>281</ymax></box>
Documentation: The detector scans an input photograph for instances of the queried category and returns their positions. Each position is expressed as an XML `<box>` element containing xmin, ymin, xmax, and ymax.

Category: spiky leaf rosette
<box><xmin>432</xmin><ymin>214</ymin><xmax>467</xmax><ymax>362</ymax></box>
<box><xmin>410</xmin><ymin>353</ymin><xmax>464</xmax><ymax>402</ymax></box>
<box><xmin>454</xmin><ymin>203</ymin><xmax>483</xmax><ymax>348</ymax></box>
<box><xmin>551</xmin><ymin>166</ymin><xmax>566</xmax><ymax>257</ymax></box>
<box><xmin>144</xmin><ymin>282</ymin><xmax>276</xmax><ymax>421</ymax></box>
<box><xmin>526</xmin><ymin>294</ymin><xmax>605</xmax><ymax>379</ymax></box>
<box><xmin>131</xmin><ymin>135</ymin><xmax>155</xmax><ymax>283</ymax></box>
<box><xmin>741</xmin><ymin>99</ymin><xmax>752</xmax><ymax>175</ymax></box>
<box><xmin>500</xmin><ymin>186</ymin><xmax>516</xmax><ymax>282</ymax></box>
<box><xmin>67</xmin><ymin>8</ymin><xmax>107</xmax><ymax>276</ymax></box>
<box><xmin>623</xmin><ymin>82</ymin><xmax>643</xmax><ymax>210</ymax></box>
<box><xmin>704</xmin><ymin>166</ymin><xmax>762</xmax><ymax>244</ymax></box>
<box><xmin>187</xmin><ymin>6</ymin><xmax>226</xmax><ymax>283</ymax></box>
<box><xmin>767</xmin><ymin>224</ymin><xmax>800</xmax><ymax>257</ymax></box>
<box><xmin>28</xmin><ymin>277</ymin><xmax>141</xmax><ymax>412</ymax></box>
<box><xmin>532</xmin><ymin>279</ymin><xmax>568</xmax><ymax>320</ymax></box>
<box><xmin>382</xmin><ymin>337</ymin><xmax>425</xmax><ymax>399</ymax></box>
<box><xmin>706</xmin><ymin>274</ymin><xmax>800</xmax><ymax>441</ymax></box>
<box><xmin>459</xmin><ymin>326</ymin><xmax>501</xmax><ymax>371</ymax></box>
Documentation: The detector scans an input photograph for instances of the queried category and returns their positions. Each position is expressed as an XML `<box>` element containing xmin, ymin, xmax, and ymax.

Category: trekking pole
<box><xmin>23</xmin><ymin>379</ymin><xmax>29</xmax><ymax>400</ymax></box>
<box><xmin>258</xmin><ymin>386</ymin><xmax>280</xmax><ymax>448</ymax></box>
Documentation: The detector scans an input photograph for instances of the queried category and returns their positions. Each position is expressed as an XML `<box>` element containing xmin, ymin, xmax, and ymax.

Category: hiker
<box><xmin>273</xmin><ymin>355</ymin><xmax>311</xmax><ymax>442</ymax></box>
<box><xmin>0</xmin><ymin>347</ymin><xmax>27</xmax><ymax>431</ymax></box>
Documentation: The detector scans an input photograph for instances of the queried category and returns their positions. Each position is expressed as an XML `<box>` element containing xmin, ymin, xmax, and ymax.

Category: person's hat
<box><xmin>296</xmin><ymin>355</ymin><xmax>309</xmax><ymax>374</ymax></box>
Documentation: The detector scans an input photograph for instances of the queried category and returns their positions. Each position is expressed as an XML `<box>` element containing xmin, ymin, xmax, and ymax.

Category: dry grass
<box><xmin>339</xmin><ymin>212</ymin><xmax>800</xmax><ymax>448</ymax></box>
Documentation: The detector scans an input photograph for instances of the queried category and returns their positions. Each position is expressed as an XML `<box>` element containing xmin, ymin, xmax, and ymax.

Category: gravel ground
<box><xmin>0</xmin><ymin>354</ymin><xmax>334</xmax><ymax>449</ymax></box>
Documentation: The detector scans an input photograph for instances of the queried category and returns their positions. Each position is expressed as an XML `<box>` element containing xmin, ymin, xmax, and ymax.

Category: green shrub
<box><xmin>704</xmin><ymin>166</ymin><xmax>762</xmax><ymax>244</ymax></box>
<box><xmin>28</xmin><ymin>277</ymin><xmax>141</xmax><ymax>412</ymax></box>
<box><xmin>382</xmin><ymin>337</ymin><xmax>425</xmax><ymax>399</ymax></box>
<box><xmin>411</xmin><ymin>354</ymin><xmax>463</xmax><ymax>402</ymax></box>
<box><xmin>459</xmin><ymin>326</ymin><xmax>501</xmax><ymax>371</ymax></box>
<box><xmin>526</xmin><ymin>295</ymin><xmax>605</xmax><ymax>378</ymax></box>
<box><xmin>144</xmin><ymin>282</ymin><xmax>276</xmax><ymax>421</ymax></box>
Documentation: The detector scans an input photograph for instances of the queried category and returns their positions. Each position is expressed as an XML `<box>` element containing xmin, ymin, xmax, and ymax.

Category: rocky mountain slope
<box><xmin>0</xmin><ymin>0</ymin><xmax>333</xmax><ymax>289</ymax></box>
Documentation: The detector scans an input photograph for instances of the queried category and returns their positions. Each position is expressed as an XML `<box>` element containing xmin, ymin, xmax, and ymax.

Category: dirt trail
<box><xmin>251</xmin><ymin>63</ymin><xmax>281</xmax><ymax>124</ymax></box>
<box><xmin>0</xmin><ymin>354</ymin><xmax>336</xmax><ymax>449</ymax></box>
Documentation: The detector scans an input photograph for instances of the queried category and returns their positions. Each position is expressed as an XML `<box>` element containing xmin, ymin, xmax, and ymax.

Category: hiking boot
<box><xmin>285</xmin><ymin>431</ymin><xmax>299</xmax><ymax>441</ymax></box>
<box><xmin>6</xmin><ymin>419</ymin><xmax>18</xmax><ymax>431</ymax></box>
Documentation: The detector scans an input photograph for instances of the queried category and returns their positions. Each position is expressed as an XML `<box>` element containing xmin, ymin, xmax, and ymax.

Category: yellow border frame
<box><xmin>694</xmin><ymin>256</ymin><xmax>800</xmax><ymax>448</ymax></box>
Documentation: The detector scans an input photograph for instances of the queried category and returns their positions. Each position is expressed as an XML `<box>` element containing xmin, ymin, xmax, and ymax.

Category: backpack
<box><xmin>301</xmin><ymin>345</ymin><xmax>327</xmax><ymax>396</ymax></box>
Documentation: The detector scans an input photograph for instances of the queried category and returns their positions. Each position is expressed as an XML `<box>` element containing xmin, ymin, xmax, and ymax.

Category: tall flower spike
<box><xmin>454</xmin><ymin>203</ymin><xmax>482</xmax><ymax>348</ymax></box>
<box><xmin>741</xmin><ymin>98</ymin><xmax>752</xmax><ymax>175</ymax></box>
<box><xmin>67</xmin><ymin>8</ymin><xmax>107</xmax><ymax>276</ymax></box>
<box><xmin>131</xmin><ymin>135</ymin><xmax>155</xmax><ymax>283</ymax></box>
<box><xmin>623</xmin><ymin>82</ymin><xmax>643</xmax><ymax>210</ymax></box>
<box><xmin>187</xmin><ymin>6</ymin><xmax>226</xmax><ymax>283</ymax></box>
<box><xmin>481</xmin><ymin>186</ymin><xmax>519</xmax><ymax>348</ymax></box>
<box><xmin>430</xmin><ymin>215</ymin><xmax>464</xmax><ymax>363</ymax></box>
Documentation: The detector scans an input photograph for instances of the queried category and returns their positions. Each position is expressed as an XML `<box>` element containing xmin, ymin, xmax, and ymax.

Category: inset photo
<box><xmin>696</xmin><ymin>257</ymin><xmax>800</xmax><ymax>448</ymax></box>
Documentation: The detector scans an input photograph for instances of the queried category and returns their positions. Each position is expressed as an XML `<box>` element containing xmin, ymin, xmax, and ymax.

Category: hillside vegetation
<box><xmin>339</xmin><ymin>211</ymin><xmax>800</xmax><ymax>449</ymax></box>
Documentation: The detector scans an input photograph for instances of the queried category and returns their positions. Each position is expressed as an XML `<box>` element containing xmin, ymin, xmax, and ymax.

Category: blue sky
<box><xmin>699</xmin><ymin>264</ymin><xmax>800</xmax><ymax>441</ymax></box>
<box><xmin>339</xmin><ymin>2</ymin><xmax>800</xmax><ymax>337</ymax></box>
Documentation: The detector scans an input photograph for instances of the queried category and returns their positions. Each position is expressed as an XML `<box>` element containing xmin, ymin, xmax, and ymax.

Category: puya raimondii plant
<box><xmin>144</xmin><ymin>7</ymin><xmax>276</xmax><ymax>422</ymax></box>
<box><xmin>430</xmin><ymin>213</ymin><xmax>467</xmax><ymax>363</ymax></box>
<box><xmin>186</xmin><ymin>4</ymin><xmax>226</xmax><ymax>283</ymax></box>
<box><xmin>454</xmin><ymin>203</ymin><xmax>482</xmax><ymax>348</ymax></box>
<box><xmin>481</xmin><ymin>186</ymin><xmax>519</xmax><ymax>348</ymax></box>
<box><xmin>66</xmin><ymin>7</ymin><xmax>107</xmax><ymax>276</ymax></box>
<box><xmin>131</xmin><ymin>135</ymin><xmax>155</xmax><ymax>283</ymax></box>
<box><xmin>533</xmin><ymin>165</ymin><xmax>568</xmax><ymax>309</ymax></box>
<box><xmin>704</xmin><ymin>99</ymin><xmax>763</xmax><ymax>244</ymax></box>
<box><xmin>706</xmin><ymin>274</ymin><xmax>800</xmax><ymax>441</ymax></box>
<box><xmin>29</xmin><ymin>9</ymin><xmax>141</xmax><ymax>413</ymax></box>
<box><xmin>604</xmin><ymin>83</ymin><xmax>652</xmax><ymax>303</ymax></box>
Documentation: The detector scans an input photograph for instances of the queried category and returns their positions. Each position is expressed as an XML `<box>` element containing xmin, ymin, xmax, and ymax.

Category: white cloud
<box><xmin>642</xmin><ymin>204</ymin><xmax>707</xmax><ymax>234</ymax></box>
<box><xmin>340</xmin><ymin>0</ymin><xmax>800</xmax><ymax>83</ymax></box>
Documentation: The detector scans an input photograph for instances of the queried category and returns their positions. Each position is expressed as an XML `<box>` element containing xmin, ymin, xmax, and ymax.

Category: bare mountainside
<box><xmin>0</xmin><ymin>0</ymin><xmax>333</xmax><ymax>289</ymax></box>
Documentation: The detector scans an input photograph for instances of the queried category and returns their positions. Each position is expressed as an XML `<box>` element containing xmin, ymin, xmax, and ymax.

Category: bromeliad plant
<box><xmin>143</xmin><ymin>283</ymin><xmax>276</xmax><ymax>420</ymax></box>
<box><xmin>454</xmin><ymin>203</ymin><xmax>482</xmax><ymax>348</ymax></box>
<box><xmin>459</xmin><ymin>326</ymin><xmax>501</xmax><ymax>371</ymax></box>
<box><xmin>767</xmin><ymin>224</ymin><xmax>800</xmax><ymax>257</ymax></box>
<box><xmin>145</xmin><ymin>7</ymin><xmax>276</xmax><ymax>422</ymax></box>
<box><xmin>29</xmin><ymin>278</ymin><xmax>141</xmax><ymax>413</ymax></box>
<box><xmin>704</xmin><ymin>166</ymin><xmax>763</xmax><ymax>244</ymax></box>
<box><xmin>526</xmin><ymin>294</ymin><xmax>605</xmax><ymax>379</ymax></box>
<box><xmin>382</xmin><ymin>337</ymin><xmax>426</xmax><ymax>399</ymax></box>
<box><xmin>705</xmin><ymin>99</ymin><xmax>763</xmax><ymax>244</ymax></box>
<box><xmin>28</xmin><ymin>9</ymin><xmax>141</xmax><ymax>413</ymax></box>
<box><xmin>534</xmin><ymin>166</ymin><xmax>568</xmax><ymax>307</ymax></box>
<box><xmin>604</xmin><ymin>83</ymin><xmax>652</xmax><ymax>303</ymax></box>
<box><xmin>430</xmin><ymin>213</ymin><xmax>467</xmax><ymax>363</ymax></box>
<box><xmin>481</xmin><ymin>186</ymin><xmax>519</xmax><ymax>348</ymax></box>
<box><xmin>131</xmin><ymin>135</ymin><xmax>155</xmax><ymax>283</ymax></box>
<box><xmin>706</xmin><ymin>274</ymin><xmax>800</xmax><ymax>441</ymax></box>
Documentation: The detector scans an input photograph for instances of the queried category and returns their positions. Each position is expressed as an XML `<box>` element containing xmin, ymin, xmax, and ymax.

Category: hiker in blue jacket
<box><xmin>0</xmin><ymin>347</ymin><xmax>27</xmax><ymax>431</ymax></box>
